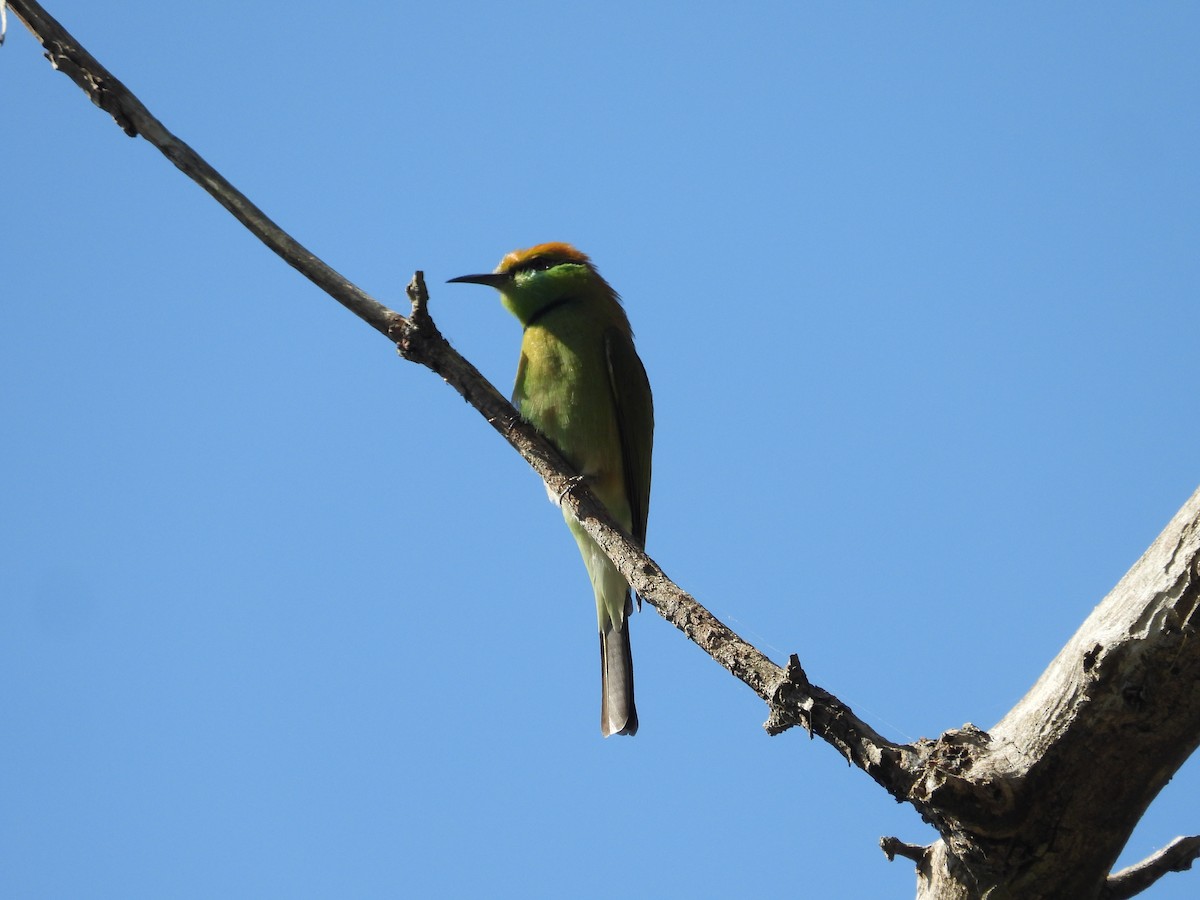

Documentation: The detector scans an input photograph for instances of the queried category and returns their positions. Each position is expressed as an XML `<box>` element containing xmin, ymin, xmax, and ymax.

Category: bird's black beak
<box><xmin>447</xmin><ymin>272</ymin><xmax>510</xmax><ymax>288</ymax></box>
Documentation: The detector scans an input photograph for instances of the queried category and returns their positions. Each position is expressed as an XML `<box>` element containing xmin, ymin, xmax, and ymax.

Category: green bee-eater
<box><xmin>449</xmin><ymin>243</ymin><xmax>654</xmax><ymax>736</ymax></box>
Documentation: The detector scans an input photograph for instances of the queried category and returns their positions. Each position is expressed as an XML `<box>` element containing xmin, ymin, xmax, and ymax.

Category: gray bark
<box><xmin>908</xmin><ymin>488</ymin><xmax>1200</xmax><ymax>898</ymax></box>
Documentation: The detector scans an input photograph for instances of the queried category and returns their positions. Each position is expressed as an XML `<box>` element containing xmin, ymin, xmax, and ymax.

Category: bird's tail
<box><xmin>600</xmin><ymin>614</ymin><xmax>638</xmax><ymax>737</ymax></box>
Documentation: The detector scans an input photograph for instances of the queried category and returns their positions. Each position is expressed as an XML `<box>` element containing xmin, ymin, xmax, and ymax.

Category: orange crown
<box><xmin>496</xmin><ymin>242</ymin><xmax>593</xmax><ymax>274</ymax></box>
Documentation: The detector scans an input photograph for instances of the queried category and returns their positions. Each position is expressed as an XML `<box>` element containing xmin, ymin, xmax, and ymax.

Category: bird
<box><xmin>449</xmin><ymin>243</ymin><xmax>654</xmax><ymax>736</ymax></box>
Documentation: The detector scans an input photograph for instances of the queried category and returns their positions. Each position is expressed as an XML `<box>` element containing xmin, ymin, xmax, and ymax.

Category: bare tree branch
<box><xmin>11</xmin><ymin>3</ymin><xmax>1200</xmax><ymax>897</ymax></box>
<box><xmin>1104</xmin><ymin>836</ymin><xmax>1200</xmax><ymax>900</ymax></box>
<box><xmin>396</xmin><ymin>273</ymin><xmax>924</xmax><ymax>801</ymax></box>
<box><xmin>6</xmin><ymin>0</ymin><xmax>919</xmax><ymax>802</ymax></box>
<box><xmin>881</xmin><ymin>836</ymin><xmax>930</xmax><ymax>865</ymax></box>
<box><xmin>908</xmin><ymin>489</ymin><xmax>1200</xmax><ymax>898</ymax></box>
<box><xmin>7</xmin><ymin>0</ymin><xmax>395</xmax><ymax>336</ymax></box>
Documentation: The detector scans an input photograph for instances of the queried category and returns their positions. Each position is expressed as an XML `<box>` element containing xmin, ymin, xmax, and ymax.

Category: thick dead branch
<box><xmin>907</xmin><ymin>489</ymin><xmax>1200</xmax><ymax>898</ymax></box>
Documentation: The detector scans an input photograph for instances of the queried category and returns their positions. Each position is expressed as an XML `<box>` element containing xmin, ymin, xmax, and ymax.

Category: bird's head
<box><xmin>448</xmin><ymin>242</ymin><xmax>610</xmax><ymax>326</ymax></box>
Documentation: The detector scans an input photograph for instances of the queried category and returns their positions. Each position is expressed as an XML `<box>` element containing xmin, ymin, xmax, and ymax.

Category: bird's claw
<box><xmin>556</xmin><ymin>475</ymin><xmax>587</xmax><ymax>507</ymax></box>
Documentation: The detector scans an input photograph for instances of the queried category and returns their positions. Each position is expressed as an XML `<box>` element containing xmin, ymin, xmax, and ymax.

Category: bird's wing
<box><xmin>604</xmin><ymin>327</ymin><xmax>654</xmax><ymax>549</ymax></box>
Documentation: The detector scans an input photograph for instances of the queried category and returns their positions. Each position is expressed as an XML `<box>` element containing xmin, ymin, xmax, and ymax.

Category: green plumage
<box><xmin>449</xmin><ymin>243</ymin><xmax>654</xmax><ymax>736</ymax></box>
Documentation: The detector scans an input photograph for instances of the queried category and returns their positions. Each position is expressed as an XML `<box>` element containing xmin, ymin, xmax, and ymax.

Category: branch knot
<box><xmin>764</xmin><ymin>653</ymin><xmax>814</xmax><ymax>737</ymax></box>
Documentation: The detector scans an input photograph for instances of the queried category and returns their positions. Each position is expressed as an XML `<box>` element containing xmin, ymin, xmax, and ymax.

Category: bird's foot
<box><xmin>555</xmin><ymin>474</ymin><xmax>587</xmax><ymax>508</ymax></box>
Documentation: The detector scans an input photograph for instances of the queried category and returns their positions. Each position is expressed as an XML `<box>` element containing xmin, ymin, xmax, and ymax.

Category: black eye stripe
<box><xmin>509</xmin><ymin>255</ymin><xmax>575</xmax><ymax>275</ymax></box>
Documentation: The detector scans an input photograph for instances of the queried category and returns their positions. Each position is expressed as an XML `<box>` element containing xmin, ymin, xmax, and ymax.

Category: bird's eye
<box><xmin>511</xmin><ymin>255</ymin><xmax>569</xmax><ymax>275</ymax></box>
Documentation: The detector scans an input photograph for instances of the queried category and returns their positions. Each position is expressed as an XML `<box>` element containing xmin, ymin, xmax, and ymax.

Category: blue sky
<box><xmin>4</xmin><ymin>2</ymin><xmax>1199</xmax><ymax>897</ymax></box>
